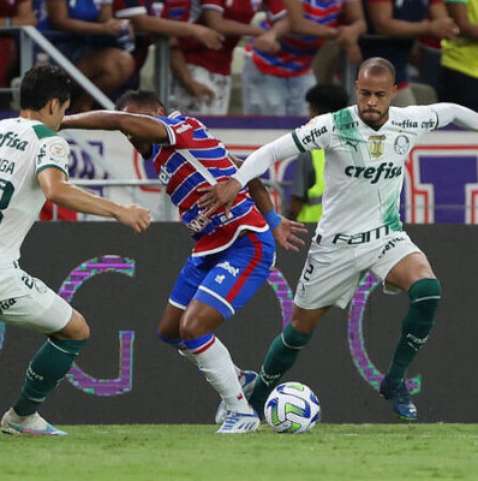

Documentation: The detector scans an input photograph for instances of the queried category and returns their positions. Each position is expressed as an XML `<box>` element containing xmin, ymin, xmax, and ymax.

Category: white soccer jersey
<box><xmin>0</xmin><ymin>117</ymin><xmax>69</xmax><ymax>264</ymax></box>
<box><xmin>291</xmin><ymin>105</ymin><xmax>439</xmax><ymax>243</ymax></box>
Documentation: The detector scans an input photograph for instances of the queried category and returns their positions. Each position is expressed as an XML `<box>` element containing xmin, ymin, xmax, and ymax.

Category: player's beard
<box><xmin>359</xmin><ymin>108</ymin><xmax>388</xmax><ymax>129</ymax></box>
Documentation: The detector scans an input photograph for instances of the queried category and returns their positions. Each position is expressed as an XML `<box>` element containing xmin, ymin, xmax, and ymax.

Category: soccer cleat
<box><xmin>215</xmin><ymin>370</ymin><xmax>258</xmax><ymax>424</ymax></box>
<box><xmin>216</xmin><ymin>411</ymin><xmax>260</xmax><ymax>434</ymax></box>
<box><xmin>379</xmin><ymin>377</ymin><xmax>418</xmax><ymax>421</ymax></box>
<box><xmin>1</xmin><ymin>408</ymin><xmax>67</xmax><ymax>436</ymax></box>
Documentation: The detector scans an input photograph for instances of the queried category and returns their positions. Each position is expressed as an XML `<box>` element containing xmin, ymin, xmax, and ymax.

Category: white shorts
<box><xmin>170</xmin><ymin>64</ymin><xmax>232</xmax><ymax>115</ymax></box>
<box><xmin>0</xmin><ymin>266</ymin><xmax>72</xmax><ymax>334</ymax></box>
<box><xmin>294</xmin><ymin>231</ymin><xmax>422</xmax><ymax>310</ymax></box>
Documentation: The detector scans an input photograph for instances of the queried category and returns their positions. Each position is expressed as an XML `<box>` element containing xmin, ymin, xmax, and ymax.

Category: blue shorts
<box><xmin>169</xmin><ymin>230</ymin><xmax>275</xmax><ymax>319</ymax></box>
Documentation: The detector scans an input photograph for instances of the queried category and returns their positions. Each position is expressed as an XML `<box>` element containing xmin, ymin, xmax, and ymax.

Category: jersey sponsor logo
<box><xmin>421</xmin><ymin>119</ymin><xmax>436</xmax><ymax>130</ymax></box>
<box><xmin>217</xmin><ymin>261</ymin><xmax>239</xmax><ymax>277</ymax></box>
<box><xmin>332</xmin><ymin>224</ymin><xmax>391</xmax><ymax>245</ymax></box>
<box><xmin>391</xmin><ymin>119</ymin><xmax>418</xmax><ymax>129</ymax></box>
<box><xmin>377</xmin><ymin>236</ymin><xmax>406</xmax><ymax>259</ymax></box>
<box><xmin>0</xmin><ymin>158</ymin><xmax>15</xmax><ymax>175</ymax></box>
<box><xmin>394</xmin><ymin>135</ymin><xmax>410</xmax><ymax>155</ymax></box>
<box><xmin>185</xmin><ymin>213</ymin><xmax>211</xmax><ymax>233</ymax></box>
<box><xmin>0</xmin><ymin>297</ymin><xmax>16</xmax><ymax>313</ymax></box>
<box><xmin>300</xmin><ymin>126</ymin><xmax>327</xmax><ymax>146</ymax></box>
<box><xmin>368</xmin><ymin>135</ymin><xmax>385</xmax><ymax>159</ymax></box>
<box><xmin>158</xmin><ymin>165</ymin><xmax>171</xmax><ymax>184</ymax></box>
<box><xmin>344</xmin><ymin>162</ymin><xmax>402</xmax><ymax>184</ymax></box>
<box><xmin>0</xmin><ymin>131</ymin><xmax>28</xmax><ymax>151</ymax></box>
<box><xmin>175</xmin><ymin>123</ymin><xmax>192</xmax><ymax>135</ymax></box>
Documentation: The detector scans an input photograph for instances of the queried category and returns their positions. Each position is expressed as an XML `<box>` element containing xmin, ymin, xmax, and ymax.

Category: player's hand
<box><xmin>273</xmin><ymin>217</ymin><xmax>308</xmax><ymax>252</ymax></box>
<box><xmin>253</xmin><ymin>31</ymin><xmax>281</xmax><ymax>54</ymax></box>
<box><xmin>115</xmin><ymin>204</ymin><xmax>152</xmax><ymax>233</ymax></box>
<box><xmin>198</xmin><ymin>178</ymin><xmax>242</xmax><ymax>217</ymax></box>
<box><xmin>192</xmin><ymin>25</ymin><xmax>224</xmax><ymax>50</ymax></box>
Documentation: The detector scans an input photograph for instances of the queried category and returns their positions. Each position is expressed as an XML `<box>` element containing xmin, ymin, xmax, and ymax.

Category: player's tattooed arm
<box><xmin>61</xmin><ymin>111</ymin><xmax>172</xmax><ymax>144</ymax></box>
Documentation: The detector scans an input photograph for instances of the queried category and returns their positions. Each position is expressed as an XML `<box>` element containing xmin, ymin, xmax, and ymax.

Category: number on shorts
<box><xmin>0</xmin><ymin>178</ymin><xmax>14</xmax><ymax>224</ymax></box>
<box><xmin>303</xmin><ymin>262</ymin><xmax>314</xmax><ymax>281</ymax></box>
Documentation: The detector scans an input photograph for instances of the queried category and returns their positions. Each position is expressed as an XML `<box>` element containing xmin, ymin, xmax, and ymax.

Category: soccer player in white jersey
<box><xmin>0</xmin><ymin>65</ymin><xmax>151</xmax><ymax>436</ymax></box>
<box><xmin>200</xmin><ymin>57</ymin><xmax>478</xmax><ymax>421</ymax></box>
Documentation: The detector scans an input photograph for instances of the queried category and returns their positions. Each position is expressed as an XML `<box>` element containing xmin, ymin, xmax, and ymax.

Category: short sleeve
<box><xmin>113</xmin><ymin>0</ymin><xmax>148</xmax><ymax>18</ymax></box>
<box><xmin>292</xmin><ymin>114</ymin><xmax>332</xmax><ymax>152</ymax></box>
<box><xmin>264</xmin><ymin>0</ymin><xmax>287</xmax><ymax>22</ymax></box>
<box><xmin>202</xmin><ymin>0</ymin><xmax>225</xmax><ymax>14</ymax></box>
<box><xmin>35</xmin><ymin>137</ymin><xmax>70</xmax><ymax>178</ymax></box>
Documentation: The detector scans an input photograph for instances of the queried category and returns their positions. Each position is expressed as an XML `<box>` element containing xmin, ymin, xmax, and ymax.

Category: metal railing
<box><xmin>0</xmin><ymin>26</ymin><xmax>170</xmax><ymax>110</ymax></box>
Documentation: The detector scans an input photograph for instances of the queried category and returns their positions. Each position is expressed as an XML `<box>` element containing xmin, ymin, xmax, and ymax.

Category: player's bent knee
<box><xmin>179</xmin><ymin>316</ymin><xmax>206</xmax><ymax>340</ymax></box>
<box><xmin>55</xmin><ymin>309</ymin><xmax>90</xmax><ymax>341</ymax></box>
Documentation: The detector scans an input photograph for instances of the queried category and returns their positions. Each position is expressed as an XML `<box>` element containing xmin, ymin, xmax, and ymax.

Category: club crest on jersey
<box><xmin>368</xmin><ymin>135</ymin><xmax>385</xmax><ymax>159</ymax></box>
<box><xmin>394</xmin><ymin>135</ymin><xmax>410</xmax><ymax>155</ymax></box>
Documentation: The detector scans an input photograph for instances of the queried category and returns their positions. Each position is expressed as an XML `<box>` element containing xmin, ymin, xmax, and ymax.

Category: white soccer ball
<box><xmin>264</xmin><ymin>382</ymin><xmax>321</xmax><ymax>434</ymax></box>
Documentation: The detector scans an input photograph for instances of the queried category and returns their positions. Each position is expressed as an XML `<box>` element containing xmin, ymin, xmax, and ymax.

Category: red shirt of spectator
<box><xmin>0</xmin><ymin>0</ymin><xmax>26</xmax><ymax>17</ymax></box>
<box><xmin>180</xmin><ymin>0</ymin><xmax>279</xmax><ymax>76</ymax></box>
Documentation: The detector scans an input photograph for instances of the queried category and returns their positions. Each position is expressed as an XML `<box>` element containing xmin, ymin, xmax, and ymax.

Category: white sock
<box><xmin>178</xmin><ymin>347</ymin><xmax>242</xmax><ymax>378</ymax></box>
<box><xmin>186</xmin><ymin>337</ymin><xmax>252</xmax><ymax>414</ymax></box>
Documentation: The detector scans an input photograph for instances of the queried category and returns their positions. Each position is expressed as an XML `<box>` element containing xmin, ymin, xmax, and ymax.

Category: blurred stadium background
<box><xmin>1</xmin><ymin>0</ymin><xmax>478</xmax><ymax>479</ymax></box>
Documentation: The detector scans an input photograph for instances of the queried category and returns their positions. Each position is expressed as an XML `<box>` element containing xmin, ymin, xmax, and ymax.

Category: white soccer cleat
<box><xmin>1</xmin><ymin>408</ymin><xmax>67</xmax><ymax>436</ymax></box>
<box><xmin>216</xmin><ymin>411</ymin><xmax>260</xmax><ymax>434</ymax></box>
<box><xmin>215</xmin><ymin>370</ymin><xmax>258</xmax><ymax>424</ymax></box>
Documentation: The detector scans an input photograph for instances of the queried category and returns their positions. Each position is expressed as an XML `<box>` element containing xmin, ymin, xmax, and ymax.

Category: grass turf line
<box><xmin>1</xmin><ymin>424</ymin><xmax>478</xmax><ymax>481</ymax></box>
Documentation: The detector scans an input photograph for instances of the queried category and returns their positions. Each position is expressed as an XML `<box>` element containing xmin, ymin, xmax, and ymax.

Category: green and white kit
<box><xmin>0</xmin><ymin>118</ymin><xmax>71</xmax><ymax>332</ymax></box>
<box><xmin>233</xmin><ymin>103</ymin><xmax>478</xmax><ymax>310</ymax></box>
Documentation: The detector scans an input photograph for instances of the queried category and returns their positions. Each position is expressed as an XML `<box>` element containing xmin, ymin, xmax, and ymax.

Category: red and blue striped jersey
<box><xmin>249</xmin><ymin>0</ymin><xmax>345</xmax><ymax>78</ymax></box>
<box><xmin>149</xmin><ymin>112</ymin><xmax>268</xmax><ymax>256</ymax></box>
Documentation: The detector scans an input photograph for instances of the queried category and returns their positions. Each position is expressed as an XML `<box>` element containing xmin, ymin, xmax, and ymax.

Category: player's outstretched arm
<box><xmin>61</xmin><ymin>111</ymin><xmax>172</xmax><ymax>144</ymax></box>
<box><xmin>38</xmin><ymin>168</ymin><xmax>151</xmax><ymax>233</ymax></box>
<box><xmin>199</xmin><ymin>133</ymin><xmax>300</xmax><ymax>215</ymax></box>
<box><xmin>431</xmin><ymin>103</ymin><xmax>478</xmax><ymax>130</ymax></box>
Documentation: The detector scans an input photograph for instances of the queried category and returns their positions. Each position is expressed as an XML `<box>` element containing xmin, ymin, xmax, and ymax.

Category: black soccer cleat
<box><xmin>379</xmin><ymin>376</ymin><xmax>418</xmax><ymax>422</ymax></box>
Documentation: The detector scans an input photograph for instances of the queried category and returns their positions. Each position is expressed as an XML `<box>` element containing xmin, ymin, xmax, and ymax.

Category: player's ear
<box><xmin>48</xmin><ymin>98</ymin><xmax>59</xmax><ymax>115</ymax></box>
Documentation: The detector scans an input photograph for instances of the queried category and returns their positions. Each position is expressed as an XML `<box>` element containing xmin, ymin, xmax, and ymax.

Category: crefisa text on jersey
<box><xmin>0</xmin><ymin>131</ymin><xmax>28</xmax><ymax>151</ymax></box>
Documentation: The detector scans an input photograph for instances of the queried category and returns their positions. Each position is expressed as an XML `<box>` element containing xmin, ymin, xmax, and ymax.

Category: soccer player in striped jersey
<box><xmin>61</xmin><ymin>90</ymin><xmax>306</xmax><ymax>433</ymax></box>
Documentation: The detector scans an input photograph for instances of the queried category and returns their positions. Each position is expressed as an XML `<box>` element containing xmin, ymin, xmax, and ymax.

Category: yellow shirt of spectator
<box><xmin>442</xmin><ymin>0</ymin><xmax>478</xmax><ymax>78</ymax></box>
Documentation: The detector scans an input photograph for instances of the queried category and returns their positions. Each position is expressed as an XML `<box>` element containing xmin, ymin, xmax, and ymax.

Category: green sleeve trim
<box><xmin>292</xmin><ymin>131</ymin><xmax>306</xmax><ymax>153</ymax></box>
<box><xmin>36</xmin><ymin>163</ymin><xmax>69</xmax><ymax>178</ymax></box>
<box><xmin>445</xmin><ymin>0</ymin><xmax>467</xmax><ymax>4</ymax></box>
<box><xmin>32</xmin><ymin>124</ymin><xmax>57</xmax><ymax>140</ymax></box>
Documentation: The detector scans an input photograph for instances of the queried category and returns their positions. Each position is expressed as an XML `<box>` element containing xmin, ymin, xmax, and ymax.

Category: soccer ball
<box><xmin>264</xmin><ymin>382</ymin><xmax>321</xmax><ymax>434</ymax></box>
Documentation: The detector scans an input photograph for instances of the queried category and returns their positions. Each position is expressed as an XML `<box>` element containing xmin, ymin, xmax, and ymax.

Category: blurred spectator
<box><xmin>242</xmin><ymin>0</ymin><xmax>365</xmax><ymax>116</ymax></box>
<box><xmin>0</xmin><ymin>0</ymin><xmax>36</xmax><ymax>106</ymax></box>
<box><xmin>169</xmin><ymin>0</ymin><xmax>268</xmax><ymax>115</ymax></box>
<box><xmin>288</xmin><ymin>84</ymin><xmax>348</xmax><ymax>222</ymax></box>
<box><xmin>439</xmin><ymin>0</ymin><xmax>478</xmax><ymax>111</ymax></box>
<box><xmin>361</xmin><ymin>0</ymin><xmax>458</xmax><ymax>107</ymax></box>
<box><xmin>113</xmin><ymin>0</ymin><xmax>223</xmax><ymax>77</ymax></box>
<box><xmin>39</xmin><ymin>0</ymin><xmax>136</xmax><ymax>112</ymax></box>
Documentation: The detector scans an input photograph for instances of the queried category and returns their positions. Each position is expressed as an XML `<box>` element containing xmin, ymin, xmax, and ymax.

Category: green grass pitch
<box><xmin>2</xmin><ymin>424</ymin><xmax>478</xmax><ymax>481</ymax></box>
